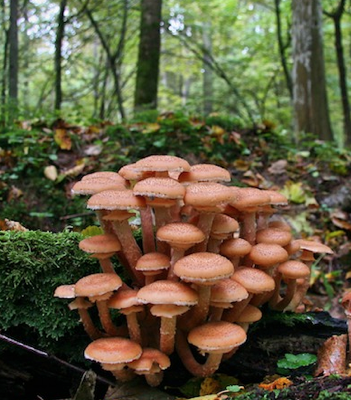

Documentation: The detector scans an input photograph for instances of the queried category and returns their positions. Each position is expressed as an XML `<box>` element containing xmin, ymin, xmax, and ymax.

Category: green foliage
<box><xmin>0</xmin><ymin>230</ymin><xmax>110</xmax><ymax>358</ymax></box>
<box><xmin>277</xmin><ymin>353</ymin><xmax>317</xmax><ymax>375</ymax></box>
<box><xmin>316</xmin><ymin>390</ymin><xmax>351</xmax><ymax>400</ymax></box>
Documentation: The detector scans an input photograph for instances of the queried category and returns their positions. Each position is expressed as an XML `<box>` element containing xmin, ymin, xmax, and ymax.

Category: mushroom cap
<box><xmin>293</xmin><ymin>239</ymin><xmax>333</xmax><ymax>254</ymax></box>
<box><xmin>118</xmin><ymin>163</ymin><xmax>153</xmax><ymax>181</ymax></box>
<box><xmin>133</xmin><ymin>177</ymin><xmax>185</xmax><ymax>199</ymax></box>
<box><xmin>231</xmin><ymin>187</ymin><xmax>271</xmax><ymax>211</ymax></box>
<box><xmin>54</xmin><ymin>284</ymin><xmax>76</xmax><ymax>299</ymax></box>
<box><xmin>150</xmin><ymin>304</ymin><xmax>190</xmax><ymax>318</ymax></box>
<box><xmin>132</xmin><ymin>155</ymin><xmax>190</xmax><ymax>173</ymax></box>
<box><xmin>135</xmin><ymin>252</ymin><xmax>170</xmax><ymax>274</ymax></box>
<box><xmin>79</xmin><ymin>234</ymin><xmax>122</xmax><ymax>254</ymax></box>
<box><xmin>236</xmin><ymin>304</ymin><xmax>262</xmax><ymax>323</ymax></box>
<box><xmin>178</xmin><ymin>164</ymin><xmax>231</xmax><ymax>184</ymax></box>
<box><xmin>220</xmin><ymin>238</ymin><xmax>252</xmax><ymax>258</ymax></box>
<box><xmin>102</xmin><ymin>210</ymin><xmax>135</xmax><ymax>222</ymax></box>
<box><xmin>210</xmin><ymin>279</ymin><xmax>249</xmax><ymax>304</ymax></box>
<box><xmin>188</xmin><ymin>321</ymin><xmax>247</xmax><ymax>354</ymax></box>
<box><xmin>249</xmin><ymin>243</ymin><xmax>289</xmax><ymax>268</ymax></box>
<box><xmin>84</xmin><ymin>337</ymin><xmax>142</xmax><ymax>364</ymax></box>
<box><xmin>137</xmin><ymin>280</ymin><xmax>198</xmax><ymax>306</ymax></box>
<box><xmin>68</xmin><ymin>297</ymin><xmax>93</xmax><ymax>310</ymax></box>
<box><xmin>174</xmin><ymin>252</ymin><xmax>234</xmax><ymax>285</ymax></box>
<box><xmin>277</xmin><ymin>260</ymin><xmax>310</xmax><ymax>279</ymax></box>
<box><xmin>211</xmin><ymin>214</ymin><xmax>239</xmax><ymax>238</ymax></box>
<box><xmin>108</xmin><ymin>289</ymin><xmax>140</xmax><ymax>309</ymax></box>
<box><xmin>128</xmin><ymin>347</ymin><xmax>171</xmax><ymax>373</ymax></box>
<box><xmin>184</xmin><ymin>182</ymin><xmax>235</xmax><ymax>208</ymax></box>
<box><xmin>268</xmin><ymin>220</ymin><xmax>292</xmax><ymax>232</ymax></box>
<box><xmin>256</xmin><ymin>228</ymin><xmax>292</xmax><ymax>247</ymax></box>
<box><xmin>74</xmin><ymin>273</ymin><xmax>122</xmax><ymax>297</ymax></box>
<box><xmin>265</xmin><ymin>190</ymin><xmax>288</xmax><ymax>206</ymax></box>
<box><xmin>231</xmin><ymin>267</ymin><xmax>275</xmax><ymax>294</ymax></box>
<box><xmin>82</xmin><ymin>171</ymin><xmax>126</xmax><ymax>185</ymax></box>
<box><xmin>72</xmin><ymin>178</ymin><xmax>126</xmax><ymax>195</ymax></box>
<box><xmin>87</xmin><ymin>189</ymin><xmax>146</xmax><ymax>210</ymax></box>
<box><xmin>156</xmin><ymin>222</ymin><xmax>205</xmax><ymax>250</ymax></box>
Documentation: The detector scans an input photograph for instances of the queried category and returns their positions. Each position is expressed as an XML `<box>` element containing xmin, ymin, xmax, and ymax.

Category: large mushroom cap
<box><xmin>231</xmin><ymin>187</ymin><xmax>271</xmax><ymax>211</ymax></box>
<box><xmin>74</xmin><ymin>273</ymin><xmax>122</xmax><ymax>297</ymax></box>
<box><xmin>249</xmin><ymin>243</ymin><xmax>289</xmax><ymax>268</ymax></box>
<box><xmin>84</xmin><ymin>337</ymin><xmax>142</xmax><ymax>364</ymax></box>
<box><xmin>211</xmin><ymin>279</ymin><xmax>249</xmax><ymax>304</ymax></box>
<box><xmin>87</xmin><ymin>189</ymin><xmax>146</xmax><ymax>210</ymax></box>
<box><xmin>133</xmin><ymin>177</ymin><xmax>185</xmax><ymax>199</ymax></box>
<box><xmin>231</xmin><ymin>267</ymin><xmax>275</xmax><ymax>294</ymax></box>
<box><xmin>178</xmin><ymin>164</ymin><xmax>231</xmax><ymax>184</ymax></box>
<box><xmin>184</xmin><ymin>182</ymin><xmax>235</xmax><ymax>209</ymax></box>
<box><xmin>277</xmin><ymin>260</ymin><xmax>310</xmax><ymax>279</ymax></box>
<box><xmin>132</xmin><ymin>155</ymin><xmax>190</xmax><ymax>173</ymax></box>
<box><xmin>135</xmin><ymin>252</ymin><xmax>170</xmax><ymax>274</ymax></box>
<box><xmin>72</xmin><ymin>178</ymin><xmax>126</xmax><ymax>195</ymax></box>
<box><xmin>174</xmin><ymin>252</ymin><xmax>234</xmax><ymax>284</ymax></box>
<box><xmin>220</xmin><ymin>238</ymin><xmax>252</xmax><ymax>258</ymax></box>
<box><xmin>188</xmin><ymin>321</ymin><xmax>246</xmax><ymax>354</ymax></box>
<box><xmin>137</xmin><ymin>280</ymin><xmax>198</xmax><ymax>306</ymax></box>
<box><xmin>256</xmin><ymin>228</ymin><xmax>292</xmax><ymax>247</ymax></box>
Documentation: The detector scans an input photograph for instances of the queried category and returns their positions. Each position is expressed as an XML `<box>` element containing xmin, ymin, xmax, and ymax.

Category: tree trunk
<box><xmin>134</xmin><ymin>0</ymin><xmax>162</xmax><ymax>112</ymax></box>
<box><xmin>55</xmin><ymin>0</ymin><xmax>68</xmax><ymax>112</ymax></box>
<box><xmin>291</xmin><ymin>0</ymin><xmax>333</xmax><ymax>141</ymax></box>
<box><xmin>8</xmin><ymin>0</ymin><xmax>18</xmax><ymax>102</ymax></box>
<box><xmin>324</xmin><ymin>1</ymin><xmax>351</xmax><ymax>146</ymax></box>
<box><xmin>202</xmin><ymin>22</ymin><xmax>213</xmax><ymax>115</ymax></box>
<box><xmin>0</xmin><ymin>0</ymin><xmax>9</xmax><ymax>126</ymax></box>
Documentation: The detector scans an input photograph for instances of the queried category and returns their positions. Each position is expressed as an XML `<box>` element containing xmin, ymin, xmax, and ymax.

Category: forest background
<box><xmin>1</xmin><ymin>0</ymin><xmax>351</xmax><ymax>147</ymax></box>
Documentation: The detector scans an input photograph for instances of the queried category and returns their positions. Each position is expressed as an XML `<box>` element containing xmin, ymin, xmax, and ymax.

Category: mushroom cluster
<box><xmin>54</xmin><ymin>155</ymin><xmax>333</xmax><ymax>385</ymax></box>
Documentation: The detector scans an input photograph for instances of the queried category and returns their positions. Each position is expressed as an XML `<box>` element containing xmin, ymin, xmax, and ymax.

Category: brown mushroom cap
<box><xmin>236</xmin><ymin>304</ymin><xmax>262</xmax><ymax>323</ymax></box>
<box><xmin>132</xmin><ymin>155</ymin><xmax>190</xmax><ymax>173</ymax></box>
<box><xmin>231</xmin><ymin>187</ymin><xmax>271</xmax><ymax>211</ymax></box>
<box><xmin>150</xmin><ymin>304</ymin><xmax>190</xmax><ymax>318</ymax></box>
<box><xmin>84</xmin><ymin>337</ymin><xmax>142</xmax><ymax>364</ymax></box>
<box><xmin>133</xmin><ymin>177</ymin><xmax>185</xmax><ymax>199</ymax></box>
<box><xmin>54</xmin><ymin>284</ymin><xmax>76</xmax><ymax>299</ymax></box>
<box><xmin>256</xmin><ymin>228</ymin><xmax>292</xmax><ymax>247</ymax></box>
<box><xmin>178</xmin><ymin>164</ymin><xmax>231</xmax><ymax>184</ymax></box>
<box><xmin>87</xmin><ymin>189</ymin><xmax>146</xmax><ymax>211</ymax></box>
<box><xmin>249</xmin><ymin>243</ymin><xmax>289</xmax><ymax>268</ymax></box>
<box><xmin>220</xmin><ymin>238</ymin><xmax>252</xmax><ymax>258</ymax></box>
<box><xmin>79</xmin><ymin>234</ymin><xmax>122</xmax><ymax>254</ymax></box>
<box><xmin>74</xmin><ymin>273</ymin><xmax>122</xmax><ymax>298</ymax></box>
<box><xmin>82</xmin><ymin>171</ymin><xmax>126</xmax><ymax>185</ymax></box>
<box><xmin>174</xmin><ymin>252</ymin><xmax>234</xmax><ymax>285</ymax></box>
<box><xmin>137</xmin><ymin>280</ymin><xmax>198</xmax><ymax>306</ymax></box>
<box><xmin>210</xmin><ymin>279</ymin><xmax>249</xmax><ymax>304</ymax></box>
<box><xmin>211</xmin><ymin>214</ymin><xmax>239</xmax><ymax>238</ymax></box>
<box><xmin>231</xmin><ymin>267</ymin><xmax>275</xmax><ymax>294</ymax></box>
<box><xmin>277</xmin><ymin>260</ymin><xmax>310</xmax><ymax>279</ymax></box>
<box><xmin>188</xmin><ymin>321</ymin><xmax>246</xmax><ymax>354</ymax></box>
<box><xmin>128</xmin><ymin>347</ymin><xmax>171</xmax><ymax>373</ymax></box>
<box><xmin>184</xmin><ymin>182</ymin><xmax>235</xmax><ymax>209</ymax></box>
<box><xmin>108</xmin><ymin>289</ymin><xmax>140</xmax><ymax>309</ymax></box>
<box><xmin>157</xmin><ymin>222</ymin><xmax>205</xmax><ymax>250</ymax></box>
<box><xmin>293</xmin><ymin>239</ymin><xmax>333</xmax><ymax>254</ymax></box>
<box><xmin>72</xmin><ymin>178</ymin><xmax>126</xmax><ymax>195</ymax></box>
<box><xmin>135</xmin><ymin>252</ymin><xmax>170</xmax><ymax>274</ymax></box>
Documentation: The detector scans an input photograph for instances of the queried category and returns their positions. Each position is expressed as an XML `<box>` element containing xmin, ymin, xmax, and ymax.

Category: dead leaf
<box><xmin>315</xmin><ymin>334</ymin><xmax>347</xmax><ymax>376</ymax></box>
<box><xmin>258</xmin><ymin>377</ymin><xmax>293</xmax><ymax>391</ymax></box>
<box><xmin>229</xmin><ymin>131</ymin><xmax>242</xmax><ymax>145</ymax></box>
<box><xmin>267</xmin><ymin>160</ymin><xmax>288</xmax><ymax>175</ymax></box>
<box><xmin>232</xmin><ymin>159</ymin><xmax>251</xmax><ymax>171</ymax></box>
<box><xmin>62</xmin><ymin>162</ymin><xmax>86</xmax><ymax>178</ymax></box>
<box><xmin>83</xmin><ymin>144</ymin><xmax>103</xmax><ymax>156</ymax></box>
<box><xmin>54</xmin><ymin>129</ymin><xmax>72</xmax><ymax>150</ymax></box>
<box><xmin>7</xmin><ymin>185</ymin><xmax>23</xmax><ymax>201</ymax></box>
<box><xmin>5</xmin><ymin>219</ymin><xmax>28</xmax><ymax>231</ymax></box>
<box><xmin>44</xmin><ymin>165</ymin><xmax>58</xmax><ymax>181</ymax></box>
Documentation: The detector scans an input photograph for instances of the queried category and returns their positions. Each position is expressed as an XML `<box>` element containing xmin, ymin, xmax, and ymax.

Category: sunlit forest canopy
<box><xmin>1</xmin><ymin>0</ymin><xmax>351</xmax><ymax>145</ymax></box>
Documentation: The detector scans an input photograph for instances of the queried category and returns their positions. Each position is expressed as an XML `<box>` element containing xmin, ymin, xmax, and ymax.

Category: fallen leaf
<box><xmin>7</xmin><ymin>185</ymin><xmax>23</xmax><ymax>201</ymax></box>
<box><xmin>54</xmin><ymin>128</ymin><xmax>72</xmax><ymax>150</ymax></box>
<box><xmin>267</xmin><ymin>159</ymin><xmax>288</xmax><ymax>175</ymax></box>
<box><xmin>258</xmin><ymin>377</ymin><xmax>293</xmax><ymax>391</ymax></box>
<box><xmin>44</xmin><ymin>165</ymin><xmax>58</xmax><ymax>181</ymax></box>
<box><xmin>5</xmin><ymin>219</ymin><xmax>28</xmax><ymax>231</ymax></box>
<box><xmin>315</xmin><ymin>335</ymin><xmax>347</xmax><ymax>376</ymax></box>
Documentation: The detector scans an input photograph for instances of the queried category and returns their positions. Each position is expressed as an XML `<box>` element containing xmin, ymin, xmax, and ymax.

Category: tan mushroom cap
<box><xmin>157</xmin><ymin>222</ymin><xmax>205</xmax><ymax>250</ymax></box>
<box><xmin>84</xmin><ymin>337</ymin><xmax>142</xmax><ymax>364</ymax></box>
<box><xmin>132</xmin><ymin>155</ymin><xmax>190</xmax><ymax>173</ymax></box>
<box><xmin>72</xmin><ymin>178</ymin><xmax>126</xmax><ymax>195</ymax></box>
<box><xmin>137</xmin><ymin>280</ymin><xmax>198</xmax><ymax>306</ymax></box>
<box><xmin>87</xmin><ymin>189</ymin><xmax>146</xmax><ymax>211</ymax></box>
<box><xmin>277</xmin><ymin>260</ymin><xmax>310</xmax><ymax>279</ymax></box>
<box><xmin>231</xmin><ymin>187</ymin><xmax>271</xmax><ymax>211</ymax></box>
<box><xmin>184</xmin><ymin>182</ymin><xmax>235</xmax><ymax>208</ymax></box>
<box><xmin>178</xmin><ymin>164</ymin><xmax>231</xmax><ymax>184</ymax></box>
<box><xmin>256</xmin><ymin>228</ymin><xmax>292</xmax><ymax>247</ymax></box>
<box><xmin>74</xmin><ymin>273</ymin><xmax>123</xmax><ymax>298</ymax></box>
<box><xmin>210</xmin><ymin>279</ymin><xmax>249</xmax><ymax>304</ymax></box>
<box><xmin>174</xmin><ymin>252</ymin><xmax>234</xmax><ymax>285</ymax></box>
<box><xmin>128</xmin><ymin>347</ymin><xmax>171</xmax><ymax>373</ymax></box>
<box><xmin>82</xmin><ymin>171</ymin><xmax>127</xmax><ymax>185</ymax></box>
<box><xmin>293</xmin><ymin>239</ymin><xmax>333</xmax><ymax>254</ymax></box>
<box><xmin>268</xmin><ymin>220</ymin><xmax>292</xmax><ymax>232</ymax></box>
<box><xmin>220</xmin><ymin>238</ymin><xmax>252</xmax><ymax>258</ymax></box>
<box><xmin>231</xmin><ymin>267</ymin><xmax>275</xmax><ymax>294</ymax></box>
<box><xmin>264</xmin><ymin>190</ymin><xmax>289</xmax><ymax>206</ymax></box>
<box><xmin>133</xmin><ymin>177</ymin><xmax>185</xmax><ymax>199</ymax></box>
<box><xmin>211</xmin><ymin>214</ymin><xmax>239</xmax><ymax>238</ymax></box>
<box><xmin>68</xmin><ymin>297</ymin><xmax>93</xmax><ymax>310</ymax></box>
<box><xmin>108</xmin><ymin>289</ymin><xmax>140</xmax><ymax>309</ymax></box>
<box><xmin>54</xmin><ymin>284</ymin><xmax>76</xmax><ymax>299</ymax></box>
<box><xmin>118</xmin><ymin>163</ymin><xmax>153</xmax><ymax>181</ymax></box>
<box><xmin>236</xmin><ymin>304</ymin><xmax>262</xmax><ymax>323</ymax></box>
<box><xmin>188</xmin><ymin>321</ymin><xmax>247</xmax><ymax>354</ymax></box>
<box><xmin>79</xmin><ymin>234</ymin><xmax>122</xmax><ymax>254</ymax></box>
<box><xmin>102</xmin><ymin>210</ymin><xmax>136</xmax><ymax>222</ymax></box>
<box><xmin>249</xmin><ymin>243</ymin><xmax>289</xmax><ymax>268</ymax></box>
<box><xmin>135</xmin><ymin>252</ymin><xmax>170</xmax><ymax>274</ymax></box>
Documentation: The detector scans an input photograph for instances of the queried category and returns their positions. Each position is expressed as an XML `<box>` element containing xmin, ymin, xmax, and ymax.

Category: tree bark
<box><xmin>291</xmin><ymin>0</ymin><xmax>333</xmax><ymax>141</ymax></box>
<box><xmin>324</xmin><ymin>0</ymin><xmax>351</xmax><ymax>146</ymax></box>
<box><xmin>54</xmin><ymin>0</ymin><xmax>68</xmax><ymax>112</ymax></box>
<box><xmin>202</xmin><ymin>22</ymin><xmax>213</xmax><ymax>115</ymax></box>
<box><xmin>8</xmin><ymin>0</ymin><xmax>18</xmax><ymax>102</ymax></box>
<box><xmin>134</xmin><ymin>0</ymin><xmax>162</xmax><ymax>112</ymax></box>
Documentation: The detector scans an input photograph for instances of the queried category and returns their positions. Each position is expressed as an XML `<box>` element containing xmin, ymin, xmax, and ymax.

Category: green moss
<box><xmin>0</xmin><ymin>230</ymin><xmax>120</xmax><ymax>358</ymax></box>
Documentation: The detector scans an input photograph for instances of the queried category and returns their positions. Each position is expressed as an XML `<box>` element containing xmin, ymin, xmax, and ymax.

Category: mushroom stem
<box><xmin>240</xmin><ymin>211</ymin><xmax>256</xmax><ymax>245</ymax></box>
<box><xmin>194</xmin><ymin>213</ymin><xmax>216</xmax><ymax>252</ymax></box>
<box><xmin>167</xmin><ymin>248</ymin><xmax>185</xmax><ymax>281</ymax></box>
<box><xmin>175</xmin><ymin>330</ymin><xmax>223</xmax><ymax>377</ymax></box>
<box><xmin>159</xmin><ymin>317</ymin><xmax>177</xmax><ymax>355</ymax></box>
<box><xmin>95</xmin><ymin>300</ymin><xmax>121</xmax><ymax>337</ymax></box>
<box><xmin>99</xmin><ymin>258</ymin><xmax>116</xmax><ymax>274</ymax></box>
<box><xmin>140</xmin><ymin>206</ymin><xmax>156</xmax><ymax>253</ymax></box>
<box><xmin>126</xmin><ymin>313</ymin><xmax>142</xmax><ymax>344</ymax></box>
<box><xmin>222</xmin><ymin>295</ymin><xmax>253</xmax><ymax>323</ymax></box>
<box><xmin>180</xmin><ymin>286</ymin><xmax>211</xmax><ymax>330</ymax></box>
<box><xmin>76</xmin><ymin>308</ymin><xmax>103</xmax><ymax>340</ymax></box>
<box><xmin>272</xmin><ymin>279</ymin><xmax>297</xmax><ymax>311</ymax></box>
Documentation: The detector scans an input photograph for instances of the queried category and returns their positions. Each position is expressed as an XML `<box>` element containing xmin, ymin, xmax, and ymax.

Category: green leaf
<box><xmin>277</xmin><ymin>353</ymin><xmax>317</xmax><ymax>370</ymax></box>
